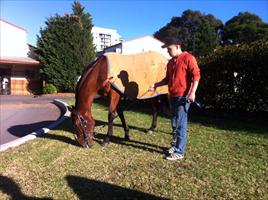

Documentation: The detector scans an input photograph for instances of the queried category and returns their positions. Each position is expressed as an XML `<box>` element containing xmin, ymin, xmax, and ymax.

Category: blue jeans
<box><xmin>170</xmin><ymin>96</ymin><xmax>190</xmax><ymax>156</ymax></box>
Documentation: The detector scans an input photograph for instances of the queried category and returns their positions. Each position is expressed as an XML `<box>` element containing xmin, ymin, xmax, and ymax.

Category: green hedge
<box><xmin>43</xmin><ymin>83</ymin><xmax>57</xmax><ymax>94</ymax></box>
<box><xmin>198</xmin><ymin>39</ymin><xmax>268</xmax><ymax>112</ymax></box>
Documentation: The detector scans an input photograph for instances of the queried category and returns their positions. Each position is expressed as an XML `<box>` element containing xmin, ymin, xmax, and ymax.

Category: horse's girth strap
<box><xmin>102</xmin><ymin>76</ymin><xmax>113</xmax><ymax>88</ymax></box>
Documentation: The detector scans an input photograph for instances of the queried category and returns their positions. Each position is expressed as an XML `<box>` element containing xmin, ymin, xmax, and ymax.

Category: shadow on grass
<box><xmin>43</xmin><ymin>118</ymin><xmax>166</xmax><ymax>154</ymax></box>
<box><xmin>93</xmin><ymin>132</ymin><xmax>166</xmax><ymax>154</ymax></box>
<box><xmin>0</xmin><ymin>175</ymin><xmax>52</xmax><ymax>200</ymax></box>
<box><xmin>93</xmin><ymin>97</ymin><xmax>268</xmax><ymax>135</ymax></box>
<box><xmin>95</xmin><ymin>120</ymin><xmax>152</xmax><ymax>134</ymax></box>
<box><xmin>189</xmin><ymin>109</ymin><xmax>268</xmax><ymax>136</ymax></box>
<box><xmin>66</xmin><ymin>175</ymin><xmax>168</xmax><ymax>200</ymax></box>
<box><xmin>31</xmin><ymin>95</ymin><xmax>266</xmax><ymax>152</ymax></box>
<box><xmin>39</xmin><ymin>131</ymin><xmax>80</xmax><ymax>147</ymax></box>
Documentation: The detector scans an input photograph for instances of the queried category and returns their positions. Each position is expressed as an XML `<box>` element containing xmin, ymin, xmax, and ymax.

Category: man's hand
<box><xmin>148</xmin><ymin>84</ymin><xmax>156</xmax><ymax>91</ymax></box>
<box><xmin>188</xmin><ymin>92</ymin><xmax>195</xmax><ymax>103</ymax></box>
<box><xmin>188</xmin><ymin>81</ymin><xmax>199</xmax><ymax>103</ymax></box>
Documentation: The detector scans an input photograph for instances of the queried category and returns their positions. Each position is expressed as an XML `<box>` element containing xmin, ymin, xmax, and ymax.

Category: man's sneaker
<box><xmin>168</xmin><ymin>146</ymin><xmax>176</xmax><ymax>154</ymax></box>
<box><xmin>166</xmin><ymin>153</ymin><xmax>184</xmax><ymax>160</ymax></box>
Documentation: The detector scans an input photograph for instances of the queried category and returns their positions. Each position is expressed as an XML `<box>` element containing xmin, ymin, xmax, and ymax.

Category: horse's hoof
<box><xmin>101</xmin><ymin>141</ymin><xmax>109</xmax><ymax>147</ymax></box>
<box><xmin>125</xmin><ymin>136</ymin><xmax>130</xmax><ymax>141</ymax></box>
<box><xmin>147</xmin><ymin>130</ymin><xmax>154</xmax><ymax>134</ymax></box>
<box><xmin>83</xmin><ymin>143</ymin><xmax>93</xmax><ymax>148</ymax></box>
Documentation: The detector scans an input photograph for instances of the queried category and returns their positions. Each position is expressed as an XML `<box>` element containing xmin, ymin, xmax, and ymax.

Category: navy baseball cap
<box><xmin>161</xmin><ymin>37</ymin><xmax>182</xmax><ymax>48</ymax></box>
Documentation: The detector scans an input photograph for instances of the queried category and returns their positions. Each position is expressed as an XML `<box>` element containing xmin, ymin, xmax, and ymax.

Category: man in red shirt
<box><xmin>150</xmin><ymin>37</ymin><xmax>200</xmax><ymax>160</ymax></box>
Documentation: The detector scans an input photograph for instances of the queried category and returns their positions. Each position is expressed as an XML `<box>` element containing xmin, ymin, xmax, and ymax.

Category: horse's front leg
<box><xmin>102</xmin><ymin>111</ymin><xmax>117</xmax><ymax>146</ymax></box>
<box><xmin>117</xmin><ymin>105</ymin><xmax>130</xmax><ymax>141</ymax></box>
<box><xmin>102</xmin><ymin>89</ymin><xmax>120</xmax><ymax>147</ymax></box>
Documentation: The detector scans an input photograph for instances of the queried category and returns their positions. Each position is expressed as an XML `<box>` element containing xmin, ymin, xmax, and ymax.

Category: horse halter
<box><xmin>72</xmin><ymin>109</ymin><xmax>92</xmax><ymax>148</ymax></box>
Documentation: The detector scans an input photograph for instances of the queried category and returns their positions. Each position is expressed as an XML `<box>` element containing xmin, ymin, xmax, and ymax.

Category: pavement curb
<box><xmin>0</xmin><ymin>99</ymin><xmax>70</xmax><ymax>152</ymax></box>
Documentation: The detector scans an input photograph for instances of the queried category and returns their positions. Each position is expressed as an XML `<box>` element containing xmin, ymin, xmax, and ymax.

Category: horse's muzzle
<box><xmin>75</xmin><ymin>135</ymin><xmax>93</xmax><ymax>148</ymax></box>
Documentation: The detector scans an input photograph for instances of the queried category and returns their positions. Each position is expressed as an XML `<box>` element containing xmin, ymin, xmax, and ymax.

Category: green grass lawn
<box><xmin>0</xmin><ymin>97</ymin><xmax>267</xmax><ymax>200</ymax></box>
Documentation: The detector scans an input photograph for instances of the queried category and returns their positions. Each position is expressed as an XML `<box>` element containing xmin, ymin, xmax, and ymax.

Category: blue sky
<box><xmin>1</xmin><ymin>0</ymin><xmax>268</xmax><ymax>46</ymax></box>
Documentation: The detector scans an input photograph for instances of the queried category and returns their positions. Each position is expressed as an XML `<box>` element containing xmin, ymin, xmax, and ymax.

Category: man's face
<box><xmin>167</xmin><ymin>44</ymin><xmax>180</xmax><ymax>57</ymax></box>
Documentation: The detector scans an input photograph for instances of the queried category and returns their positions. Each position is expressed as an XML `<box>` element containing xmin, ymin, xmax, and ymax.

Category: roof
<box><xmin>0</xmin><ymin>18</ymin><xmax>27</xmax><ymax>32</ymax></box>
<box><xmin>124</xmin><ymin>35</ymin><xmax>164</xmax><ymax>44</ymax></box>
<box><xmin>0</xmin><ymin>56</ymin><xmax>40</xmax><ymax>65</ymax></box>
<box><xmin>103</xmin><ymin>35</ymin><xmax>164</xmax><ymax>51</ymax></box>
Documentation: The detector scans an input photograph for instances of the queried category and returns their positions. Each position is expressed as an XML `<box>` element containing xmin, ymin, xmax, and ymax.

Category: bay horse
<box><xmin>68</xmin><ymin>52</ymin><xmax>168</xmax><ymax>148</ymax></box>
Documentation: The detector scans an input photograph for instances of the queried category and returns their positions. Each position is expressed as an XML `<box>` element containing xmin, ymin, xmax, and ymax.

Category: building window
<box><xmin>99</xmin><ymin>33</ymin><xmax>111</xmax><ymax>50</ymax></box>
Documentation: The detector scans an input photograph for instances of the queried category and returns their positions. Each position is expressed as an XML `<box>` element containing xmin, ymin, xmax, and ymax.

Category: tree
<box><xmin>194</xmin><ymin>18</ymin><xmax>219</xmax><ymax>56</ymax></box>
<box><xmin>36</xmin><ymin>0</ymin><xmax>95</xmax><ymax>92</ymax></box>
<box><xmin>154</xmin><ymin>10</ymin><xmax>222</xmax><ymax>56</ymax></box>
<box><xmin>222</xmin><ymin>12</ymin><xmax>268</xmax><ymax>44</ymax></box>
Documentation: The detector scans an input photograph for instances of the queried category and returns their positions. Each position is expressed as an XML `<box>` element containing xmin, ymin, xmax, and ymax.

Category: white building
<box><xmin>102</xmin><ymin>35</ymin><xmax>170</xmax><ymax>59</ymax></box>
<box><xmin>0</xmin><ymin>19</ymin><xmax>41</xmax><ymax>95</ymax></box>
<box><xmin>92</xmin><ymin>26</ymin><xmax>123</xmax><ymax>52</ymax></box>
<box><xmin>0</xmin><ymin>19</ymin><xmax>29</xmax><ymax>57</ymax></box>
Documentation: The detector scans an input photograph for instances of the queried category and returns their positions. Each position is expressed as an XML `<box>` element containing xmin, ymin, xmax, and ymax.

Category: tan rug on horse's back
<box><xmin>105</xmin><ymin>51</ymin><xmax>168</xmax><ymax>99</ymax></box>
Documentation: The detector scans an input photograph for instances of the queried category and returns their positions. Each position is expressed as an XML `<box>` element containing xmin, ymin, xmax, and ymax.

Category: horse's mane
<box><xmin>75</xmin><ymin>56</ymin><xmax>103</xmax><ymax>102</ymax></box>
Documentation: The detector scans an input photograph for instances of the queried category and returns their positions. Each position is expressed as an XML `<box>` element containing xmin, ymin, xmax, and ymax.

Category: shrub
<box><xmin>198</xmin><ymin>39</ymin><xmax>268</xmax><ymax>112</ymax></box>
<box><xmin>43</xmin><ymin>84</ymin><xmax>57</xmax><ymax>94</ymax></box>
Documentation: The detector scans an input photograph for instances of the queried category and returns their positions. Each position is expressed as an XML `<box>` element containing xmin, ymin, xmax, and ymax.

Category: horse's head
<box><xmin>68</xmin><ymin>106</ymin><xmax>94</xmax><ymax>148</ymax></box>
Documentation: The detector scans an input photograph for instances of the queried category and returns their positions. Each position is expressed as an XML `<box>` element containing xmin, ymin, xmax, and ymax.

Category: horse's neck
<box><xmin>75</xmin><ymin>94</ymin><xmax>94</xmax><ymax>117</ymax></box>
<box><xmin>75</xmin><ymin>70</ymin><xmax>98</xmax><ymax>116</ymax></box>
<box><xmin>76</xmin><ymin>66</ymin><xmax>94</xmax><ymax>93</ymax></box>
<box><xmin>75</xmin><ymin>56</ymin><xmax>106</xmax><ymax>116</ymax></box>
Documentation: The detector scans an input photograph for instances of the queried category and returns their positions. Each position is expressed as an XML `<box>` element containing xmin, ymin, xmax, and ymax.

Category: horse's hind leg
<box><xmin>148</xmin><ymin>97</ymin><xmax>159</xmax><ymax>134</ymax></box>
<box><xmin>117</xmin><ymin>105</ymin><xmax>130</xmax><ymax>141</ymax></box>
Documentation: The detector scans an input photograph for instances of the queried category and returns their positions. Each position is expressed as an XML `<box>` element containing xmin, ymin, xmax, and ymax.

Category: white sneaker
<box><xmin>166</xmin><ymin>153</ymin><xmax>184</xmax><ymax>160</ymax></box>
<box><xmin>168</xmin><ymin>146</ymin><xmax>176</xmax><ymax>154</ymax></box>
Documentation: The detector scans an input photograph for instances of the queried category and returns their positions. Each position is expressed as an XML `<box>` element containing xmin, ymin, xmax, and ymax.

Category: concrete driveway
<box><xmin>0</xmin><ymin>94</ymin><xmax>73</xmax><ymax>147</ymax></box>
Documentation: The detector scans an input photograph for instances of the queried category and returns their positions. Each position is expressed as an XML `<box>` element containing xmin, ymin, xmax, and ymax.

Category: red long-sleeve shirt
<box><xmin>161</xmin><ymin>52</ymin><xmax>200</xmax><ymax>97</ymax></box>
